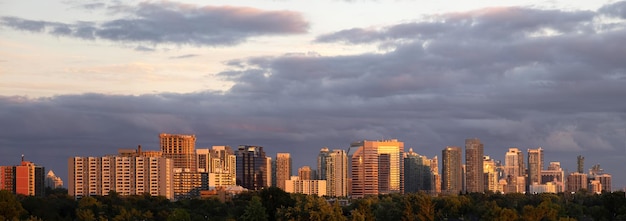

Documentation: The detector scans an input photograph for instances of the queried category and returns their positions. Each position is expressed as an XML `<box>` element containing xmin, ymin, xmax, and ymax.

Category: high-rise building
<box><xmin>0</xmin><ymin>157</ymin><xmax>45</xmax><ymax>197</ymax></box>
<box><xmin>541</xmin><ymin>162</ymin><xmax>565</xmax><ymax>192</ymax></box>
<box><xmin>350</xmin><ymin>139</ymin><xmax>404</xmax><ymax>198</ymax></box>
<box><xmin>404</xmin><ymin>148</ymin><xmax>433</xmax><ymax>193</ymax></box>
<box><xmin>317</xmin><ymin>148</ymin><xmax>330</xmax><ymax>180</ymax></box>
<box><xmin>323</xmin><ymin>149</ymin><xmax>348</xmax><ymax>197</ymax></box>
<box><xmin>483</xmin><ymin>156</ymin><xmax>499</xmax><ymax>193</ymax></box>
<box><xmin>68</xmin><ymin>154</ymin><xmax>173</xmax><ymax>199</ymax></box>
<box><xmin>236</xmin><ymin>145</ymin><xmax>268</xmax><ymax>190</ymax></box>
<box><xmin>588</xmin><ymin>164</ymin><xmax>612</xmax><ymax>193</ymax></box>
<box><xmin>266</xmin><ymin>156</ymin><xmax>273</xmax><ymax>188</ymax></box>
<box><xmin>577</xmin><ymin>155</ymin><xmax>584</xmax><ymax>173</ymax></box>
<box><xmin>45</xmin><ymin>170</ymin><xmax>64</xmax><ymax>189</ymax></box>
<box><xmin>465</xmin><ymin>138</ymin><xmax>484</xmax><ymax>193</ymax></box>
<box><xmin>527</xmin><ymin>147</ymin><xmax>544</xmax><ymax>189</ymax></box>
<box><xmin>431</xmin><ymin>156</ymin><xmax>441</xmax><ymax>194</ymax></box>
<box><xmin>196</xmin><ymin>146</ymin><xmax>237</xmax><ymax>187</ymax></box>
<box><xmin>504</xmin><ymin>148</ymin><xmax>525</xmax><ymax>193</ymax></box>
<box><xmin>298</xmin><ymin>166</ymin><xmax>312</xmax><ymax>180</ymax></box>
<box><xmin>442</xmin><ymin>146</ymin><xmax>462</xmax><ymax>194</ymax></box>
<box><xmin>160</xmin><ymin>133</ymin><xmax>197</xmax><ymax>172</ymax></box>
<box><xmin>567</xmin><ymin>172</ymin><xmax>588</xmax><ymax>193</ymax></box>
<box><xmin>275</xmin><ymin>153</ymin><xmax>292</xmax><ymax>190</ymax></box>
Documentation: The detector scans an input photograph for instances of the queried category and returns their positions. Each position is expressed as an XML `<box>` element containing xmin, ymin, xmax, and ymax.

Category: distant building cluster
<box><xmin>0</xmin><ymin>156</ymin><xmax>50</xmax><ymax>197</ymax></box>
<box><xmin>4</xmin><ymin>133</ymin><xmax>613</xmax><ymax>200</ymax></box>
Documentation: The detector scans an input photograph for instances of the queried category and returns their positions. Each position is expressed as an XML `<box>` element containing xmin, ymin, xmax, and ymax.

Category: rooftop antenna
<box><xmin>21</xmin><ymin>154</ymin><xmax>24</xmax><ymax>162</ymax></box>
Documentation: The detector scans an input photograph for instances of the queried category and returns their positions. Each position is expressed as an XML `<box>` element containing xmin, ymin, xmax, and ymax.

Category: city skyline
<box><xmin>2</xmin><ymin>0</ymin><xmax>626</xmax><ymax>192</ymax></box>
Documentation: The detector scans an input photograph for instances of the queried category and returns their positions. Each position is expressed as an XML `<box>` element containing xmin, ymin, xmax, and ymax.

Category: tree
<box><xmin>259</xmin><ymin>187</ymin><xmax>294</xmax><ymax>221</ymax></box>
<box><xmin>240</xmin><ymin>196</ymin><xmax>268</xmax><ymax>221</ymax></box>
<box><xmin>0</xmin><ymin>190</ymin><xmax>26</xmax><ymax>221</ymax></box>
<box><xmin>167</xmin><ymin>208</ymin><xmax>191</xmax><ymax>221</ymax></box>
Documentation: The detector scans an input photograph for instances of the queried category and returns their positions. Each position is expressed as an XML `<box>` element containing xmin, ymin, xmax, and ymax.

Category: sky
<box><xmin>1</xmin><ymin>0</ymin><xmax>625</xmax><ymax>191</ymax></box>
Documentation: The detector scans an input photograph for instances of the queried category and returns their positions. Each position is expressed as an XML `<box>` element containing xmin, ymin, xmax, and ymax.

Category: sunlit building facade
<box><xmin>160</xmin><ymin>133</ymin><xmax>197</xmax><ymax>172</ymax></box>
<box><xmin>442</xmin><ymin>146</ymin><xmax>462</xmax><ymax>194</ymax></box>
<box><xmin>465</xmin><ymin>138</ymin><xmax>484</xmax><ymax>193</ymax></box>
<box><xmin>276</xmin><ymin>153</ymin><xmax>292</xmax><ymax>190</ymax></box>
<box><xmin>350</xmin><ymin>139</ymin><xmax>404</xmax><ymax>198</ymax></box>
<box><xmin>0</xmin><ymin>158</ymin><xmax>45</xmax><ymax>197</ymax></box>
<box><xmin>68</xmin><ymin>155</ymin><xmax>173</xmax><ymax>199</ymax></box>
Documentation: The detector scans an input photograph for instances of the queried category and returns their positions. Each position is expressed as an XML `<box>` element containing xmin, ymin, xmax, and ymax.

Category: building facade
<box><xmin>350</xmin><ymin>139</ymin><xmax>404</xmax><ymax>198</ymax></box>
<box><xmin>465</xmin><ymin>138</ymin><xmax>484</xmax><ymax>193</ymax></box>
<box><xmin>404</xmin><ymin>148</ymin><xmax>433</xmax><ymax>193</ymax></box>
<box><xmin>0</xmin><ymin>158</ymin><xmax>45</xmax><ymax>197</ymax></box>
<box><xmin>324</xmin><ymin>149</ymin><xmax>349</xmax><ymax>197</ymax></box>
<box><xmin>160</xmin><ymin>133</ymin><xmax>197</xmax><ymax>172</ymax></box>
<box><xmin>236</xmin><ymin>145</ymin><xmax>268</xmax><ymax>190</ymax></box>
<box><xmin>504</xmin><ymin>148</ymin><xmax>525</xmax><ymax>193</ymax></box>
<box><xmin>68</xmin><ymin>155</ymin><xmax>173</xmax><ymax>199</ymax></box>
<box><xmin>527</xmin><ymin>147</ymin><xmax>544</xmax><ymax>189</ymax></box>
<box><xmin>275</xmin><ymin>153</ymin><xmax>292</xmax><ymax>190</ymax></box>
<box><xmin>285</xmin><ymin>176</ymin><xmax>327</xmax><ymax>196</ymax></box>
<box><xmin>442</xmin><ymin>146</ymin><xmax>462</xmax><ymax>194</ymax></box>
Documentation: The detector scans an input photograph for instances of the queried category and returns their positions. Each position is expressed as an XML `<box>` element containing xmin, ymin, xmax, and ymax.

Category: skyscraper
<box><xmin>567</xmin><ymin>172</ymin><xmax>587</xmax><ymax>193</ymax></box>
<box><xmin>404</xmin><ymin>148</ymin><xmax>433</xmax><ymax>193</ymax></box>
<box><xmin>276</xmin><ymin>153</ymin><xmax>292</xmax><ymax>190</ymax></box>
<box><xmin>327</xmin><ymin>149</ymin><xmax>349</xmax><ymax>197</ymax></box>
<box><xmin>317</xmin><ymin>148</ymin><xmax>330</xmax><ymax>180</ymax></box>
<box><xmin>577</xmin><ymin>155</ymin><xmax>584</xmax><ymax>173</ymax></box>
<box><xmin>351</xmin><ymin>139</ymin><xmax>404</xmax><ymax>198</ymax></box>
<box><xmin>442</xmin><ymin>146</ymin><xmax>462</xmax><ymax>194</ymax></box>
<box><xmin>196</xmin><ymin>146</ymin><xmax>237</xmax><ymax>187</ymax></box>
<box><xmin>483</xmin><ymin>156</ymin><xmax>499</xmax><ymax>193</ymax></box>
<box><xmin>505</xmin><ymin>148</ymin><xmax>525</xmax><ymax>193</ymax></box>
<box><xmin>527</xmin><ymin>147</ymin><xmax>544</xmax><ymax>189</ymax></box>
<box><xmin>159</xmin><ymin>133</ymin><xmax>197</xmax><ymax>172</ymax></box>
<box><xmin>236</xmin><ymin>145</ymin><xmax>268</xmax><ymax>190</ymax></box>
<box><xmin>465</xmin><ymin>138</ymin><xmax>484</xmax><ymax>193</ymax></box>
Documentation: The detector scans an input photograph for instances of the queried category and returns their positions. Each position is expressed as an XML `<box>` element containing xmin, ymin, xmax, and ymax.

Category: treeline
<box><xmin>1</xmin><ymin>188</ymin><xmax>626</xmax><ymax>221</ymax></box>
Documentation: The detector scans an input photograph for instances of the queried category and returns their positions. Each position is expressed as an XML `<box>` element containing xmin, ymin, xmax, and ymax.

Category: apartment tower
<box><xmin>465</xmin><ymin>138</ymin><xmax>484</xmax><ymax>193</ymax></box>
<box><xmin>527</xmin><ymin>147</ymin><xmax>544</xmax><ymax>189</ymax></box>
<box><xmin>275</xmin><ymin>153</ymin><xmax>292</xmax><ymax>190</ymax></box>
<box><xmin>350</xmin><ymin>139</ymin><xmax>404</xmax><ymax>198</ymax></box>
<box><xmin>442</xmin><ymin>146</ymin><xmax>462</xmax><ymax>194</ymax></box>
<box><xmin>159</xmin><ymin>133</ymin><xmax>197</xmax><ymax>172</ymax></box>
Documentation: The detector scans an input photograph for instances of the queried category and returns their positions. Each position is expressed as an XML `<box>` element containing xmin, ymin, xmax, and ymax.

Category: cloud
<box><xmin>169</xmin><ymin>54</ymin><xmax>199</xmax><ymax>59</ymax></box>
<box><xmin>0</xmin><ymin>1</ymin><xmax>308</xmax><ymax>47</ymax></box>
<box><xmin>2</xmin><ymin>2</ymin><xmax>626</xmax><ymax>189</ymax></box>
<box><xmin>315</xmin><ymin>7</ymin><xmax>596</xmax><ymax>44</ymax></box>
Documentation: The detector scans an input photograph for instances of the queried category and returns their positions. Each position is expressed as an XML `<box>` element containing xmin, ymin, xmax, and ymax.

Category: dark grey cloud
<box><xmin>316</xmin><ymin>7</ymin><xmax>596</xmax><ymax>44</ymax></box>
<box><xmin>2</xmin><ymin>2</ymin><xmax>626</xmax><ymax>190</ymax></box>
<box><xmin>0</xmin><ymin>1</ymin><xmax>308</xmax><ymax>46</ymax></box>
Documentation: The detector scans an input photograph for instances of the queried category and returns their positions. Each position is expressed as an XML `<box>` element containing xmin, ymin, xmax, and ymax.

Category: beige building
<box><xmin>285</xmin><ymin>176</ymin><xmax>327</xmax><ymax>196</ymax></box>
<box><xmin>320</xmin><ymin>149</ymin><xmax>349</xmax><ymax>197</ymax></box>
<box><xmin>160</xmin><ymin>133</ymin><xmax>197</xmax><ymax>172</ymax></box>
<box><xmin>351</xmin><ymin>139</ymin><xmax>404</xmax><ymax>198</ymax></box>
<box><xmin>483</xmin><ymin>156</ymin><xmax>500</xmax><ymax>193</ymax></box>
<box><xmin>567</xmin><ymin>172</ymin><xmax>588</xmax><ymax>193</ymax></box>
<box><xmin>275</xmin><ymin>153</ymin><xmax>292</xmax><ymax>190</ymax></box>
<box><xmin>197</xmin><ymin>146</ymin><xmax>237</xmax><ymax>187</ymax></box>
<box><xmin>68</xmin><ymin>155</ymin><xmax>173</xmax><ymax>199</ymax></box>
<box><xmin>298</xmin><ymin>166</ymin><xmax>312</xmax><ymax>180</ymax></box>
<box><xmin>504</xmin><ymin>148</ymin><xmax>526</xmax><ymax>193</ymax></box>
